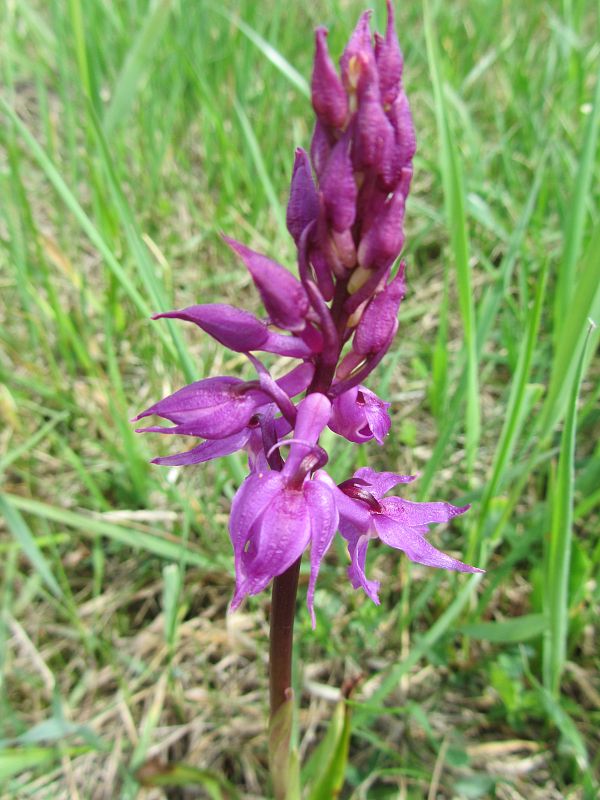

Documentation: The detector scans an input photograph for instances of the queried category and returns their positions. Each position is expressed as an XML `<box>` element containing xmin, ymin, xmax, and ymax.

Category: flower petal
<box><xmin>347</xmin><ymin>533</ymin><xmax>380</xmax><ymax>604</ymax></box>
<box><xmin>374</xmin><ymin>514</ymin><xmax>483</xmax><ymax>573</ymax></box>
<box><xmin>152</xmin><ymin>430</ymin><xmax>249</xmax><ymax>466</ymax></box>
<box><xmin>380</xmin><ymin>497</ymin><xmax>470</xmax><ymax>528</ymax></box>
<box><xmin>283</xmin><ymin>393</ymin><xmax>331</xmax><ymax>478</ymax></box>
<box><xmin>153</xmin><ymin>304</ymin><xmax>268</xmax><ymax>351</ymax></box>
<box><xmin>229</xmin><ymin>472</ymin><xmax>285</xmax><ymax>609</ymax></box>
<box><xmin>304</xmin><ymin>479</ymin><xmax>339</xmax><ymax>628</ymax></box>
<box><xmin>233</xmin><ymin>487</ymin><xmax>312</xmax><ymax>607</ymax></box>
<box><xmin>353</xmin><ymin>466</ymin><xmax>416</xmax><ymax>499</ymax></box>
<box><xmin>360</xmin><ymin>386</ymin><xmax>391</xmax><ymax>444</ymax></box>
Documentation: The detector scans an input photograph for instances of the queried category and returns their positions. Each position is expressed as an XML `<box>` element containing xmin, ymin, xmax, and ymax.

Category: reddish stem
<box><xmin>269</xmin><ymin>558</ymin><xmax>302</xmax><ymax>717</ymax></box>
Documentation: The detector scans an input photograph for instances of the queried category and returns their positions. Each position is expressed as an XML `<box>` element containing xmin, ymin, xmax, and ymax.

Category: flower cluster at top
<box><xmin>133</xmin><ymin>1</ymin><xmax>482</xmax><ymax>626</ymax></box>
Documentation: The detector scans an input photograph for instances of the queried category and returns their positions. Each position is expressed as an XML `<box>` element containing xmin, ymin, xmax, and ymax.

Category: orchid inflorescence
<box><xmin>133</xmin><ymin>0</ymin><xmax>482</xmax><ymax>628</ymax></box>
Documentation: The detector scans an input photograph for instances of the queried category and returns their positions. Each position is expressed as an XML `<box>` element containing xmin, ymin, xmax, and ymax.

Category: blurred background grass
<box><xmin>1</xmin><ymin>0</ymin><xmax>599</xmax><ymax>797</ymax></box>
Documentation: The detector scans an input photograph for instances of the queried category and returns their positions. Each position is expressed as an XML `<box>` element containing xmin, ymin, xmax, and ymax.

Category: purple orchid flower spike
<box><xmin>135</xmin><ymin>8</ymin><xmax>483</xmax><ymax>745</ymax></box>
<box><xmin>229</xmin><ymin>394</ymin><xmax>338</xmax><ymax>627</ymax></box>
<box><xmin>319</xmin><ymin>468</ymin><xmax>483</xmax><ymax>604</ymax></box>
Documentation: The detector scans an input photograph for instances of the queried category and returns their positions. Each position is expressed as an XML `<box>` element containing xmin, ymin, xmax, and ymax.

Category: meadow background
<box><xmin>1</xmin><ymin>0</ymin><xmax>599</xmax><ymax>797</ymax></box>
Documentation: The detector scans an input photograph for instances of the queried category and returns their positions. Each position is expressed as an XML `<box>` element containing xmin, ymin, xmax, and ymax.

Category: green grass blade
<box><xmin>424</xmin><ymin>0</ymin><xmax>480</xmax><ymax>475</ymax></box>
<box><xmin>4</xmin><ymin>494</ymin><xmax>220</xmax><ymax>570</ymax></box>
<box><xmin>214</xmin><ymin>7</ymin><xmax>310</xmax><ymax>98</ymax></box>
<box><xmin>104</xmin><ymin>0</ymin><xmax>174</xmax><ymax>135</ymax></box>
<box><xmin>540</xmin><ymin>226</ymin><xmax>600</xmax><ymax>436</ymax></box>
<box><xmin>0</xmin><ymin>97</ymin><xmax>177</xmax><ymax>360</ymax></box>
<box><xmin>0</xmin><ymin>494</ymin><xmax>64</xmax><ymax>599</ymax></box>
<box><xmin>543</xmin><ymin>321</ymin><xmax>595</xmax><ymax>695</ymax></box>
<box><xmin>234</xmin><ymin>97</ymin><xmax>288</xmax><ymax>239</ymax></box>
<box><xmin>553</xmin><ymin>68</ymin><xmax>600</xmax><ymax>337</ymax></box>
<box><xmin>460</xmin><ymin>614</ymin><xmax>546</xmax><ymax>643</ymax></box>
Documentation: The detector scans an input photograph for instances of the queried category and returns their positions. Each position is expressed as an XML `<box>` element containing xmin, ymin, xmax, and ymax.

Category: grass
<box><xmin>1</xmin><ymin>0</ymin><xmax>599</xmax><ymax>797</ymax></box>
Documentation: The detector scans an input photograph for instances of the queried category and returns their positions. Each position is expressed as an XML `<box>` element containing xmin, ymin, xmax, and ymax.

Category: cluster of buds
<box><xmin>133</xmin><ymin>1</ymin><xmax>482</xmax><ymax>627</ymax></box>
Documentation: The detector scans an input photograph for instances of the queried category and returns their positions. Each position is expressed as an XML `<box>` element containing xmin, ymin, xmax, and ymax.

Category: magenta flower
<box><xmin>134</xmin><ymin>0</ymin><xmax>482</xmax><ymax>630</ymax></box>
<box><xmin>229</xmin><ymin>394</ymin><xmax>338</xmax><ymax>627</ymax></box>
<box><xmin>329</xmin><ymin>385</ymin><xmax>391</xmax><ymax>444</ymax></box>
<box><xmin>320</xmin><ymin>468</ymin><xmax>482</xmax><ymax>604</ymax></box>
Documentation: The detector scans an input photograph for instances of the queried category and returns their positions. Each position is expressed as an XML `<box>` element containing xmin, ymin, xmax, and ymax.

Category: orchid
<box><xmin>134</xmin><ymin>3</ymin><xmax>482</xmax><ymax>792</ymax></box>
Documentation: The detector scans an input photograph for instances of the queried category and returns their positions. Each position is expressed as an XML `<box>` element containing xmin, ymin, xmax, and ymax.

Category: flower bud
<box><xmin>286</xmin><ymin>148</ymin><xmax>319</xmax><ymax>245</ymax></box>
<box><xmin>329</xmin><ymin>385</ymin><xmax>391</xmax><ymax>444</ymax></box>
<box><xmin>357</xmin><ymin>189</ymin><xmax>405</xmax><ymax>269</ymax></box>
<box><xmin>353</xmin><ymin>264</ymin><xmax>405</xmax><ymax>355</ymax></box>
<box><xmin>311</xmin><ymin>28</ymin><xmax>348</xmax><ymax>129</ymax></box>
<box><xmin>224</xmin><ymin>236</ymin><xmax>309</xmax><ymax>332</ymax></box>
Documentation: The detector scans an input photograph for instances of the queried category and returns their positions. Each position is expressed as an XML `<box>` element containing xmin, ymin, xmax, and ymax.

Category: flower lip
<box><xmin>337</xmin><ymin>479</ymin><xmax>382</xmax><ymax>512</ymax></box>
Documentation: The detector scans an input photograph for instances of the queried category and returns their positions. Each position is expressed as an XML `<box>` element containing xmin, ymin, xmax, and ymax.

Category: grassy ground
<box><xmin>1</xmin><ymin>0</ymin><xmax>599</xmax><ymax>797</ymax></box>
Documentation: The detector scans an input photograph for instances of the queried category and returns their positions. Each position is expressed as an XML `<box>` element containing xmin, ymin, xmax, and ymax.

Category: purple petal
<box><xmin>359</xmin><ymin>386</ymin><xmax>391</xmax><ymax>444</ymax></box>
<box><xmin>373</xmin><ymin>514</ymin><xmax>483</xmax><ymax>573</ymax></box>
<box><xmin>381</xmin><ymin>497</ymin><xmax>471</xmax><ymax>527</ymax></box>
<box><xmin>312</xmin><ymin>28</ymin><xmax>349</xmax><ymax>129</ymax></box>
<box><xmin>353</xmin><ymin>264</ymin><xmax>405</xmax><ymax>354</ymax></box>
<box><xmin>347</xmin><ymin>534</ymin><xmax>380</xmax><ymax>604</ymax></box>
<box><xmin>223</xmin><ymin>236</ymin><xmax>309</xmax><ymax>332</ymax></box>
<box><xmin>320</xmin><ymin>135</ymin><xmax>357</xmax><ymax>232</ymax></box>
<box><xmin>151</xmin><ymin>430</ymin><xmax>249</xmax><ymax>466</ymax></box>
<box><xmin>329</xmin><ymin>385</ymin><xmax>391</xmax><ymax>445</ymax></box>
<box><xmin>353</xmin><ymin>466</ymin><xmax>416</xmax><ymax>499</ymax></box>
<box><xmin>283</xmin><ymin>393</ymin><xmax>331</xmax><ymax>479</ymax></box>
<box><xmin>153</xmin><ymin>304</ymin><xmax>268</xmax><ymax>352</ymax></box>
<box><xmin>229</xmin><ymin>472</ymin><xmax>285</xmax><ymax>608</ymax></box>
<box><xmin>276</xmin><ymin>362</ymin><xmax>315</xmax><ymax>397</ymax></box>
<box><xmin>232</xmin><ymin>486</ymin><xmax>312</xmax><ymax>608</ymax></box>
<box><xmin>304</xmin><ymin>479</ymin><xmax>339</xmax><ymax>627</ymax></box>
<box><xmin>387</xmin><ymin>93</ymin><xmax>416</xmax><ymax>180</ymax></box>
<box><xmin>286</xmin><ymin>148</ymin><xmax>319</xmax><ymax>244</ymax></box>
<box><xmin>315</xmin><ymin>470</ymin><xmax>371</xmax><ymax>535</ymax></box>
<box><xmin>262</xmin><ymin>331</ymin><xmax>315</xmax><ymax>358</ymax></box>
<box><xmin>353</xmin><ymin>76</ymin><xmax>394</xmax><ymax>177</ymax></box>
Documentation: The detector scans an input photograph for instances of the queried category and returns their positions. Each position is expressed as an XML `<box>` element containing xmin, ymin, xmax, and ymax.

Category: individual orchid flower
<box><xmin>133</xmin><ymin>363</ymin><xmax>314</xmax><ymax>465</ymax></box>
<box><xmin>329</xmin><ymin>385</ymin><xmax>391</xmax><ymax>444</ymax></box>
<box><xmin>229</xmin><ymin>394</ymin><xmax>338</xmax><ymax>626</ymax></box>
<box><xmin>319</xmin><ymin>467</ymin><xmax>482</xmax><ymax>604</ymax></box>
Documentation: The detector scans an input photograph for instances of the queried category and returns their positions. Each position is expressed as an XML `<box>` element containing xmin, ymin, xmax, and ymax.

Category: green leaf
<box><xmin>0</xmin><ymin>746</ymin><xmax>90</xmax><ymax>782</ymax></box>
<box><xmin>543</xmin><ymin>321</ymin><xmax>595</xmax><ymax>694</ymax></box>
<box><xmin>3</xmin><ymin>494</ymin><xmax>218</xmax><ymax>570</ymax></box>
<box><xmin>0</xmin><ymin>494</ymin><xmax>64</xmax><ymax>599</ymax></box>
<box><xmin>136</xmin><ymin>759</ymin><xmax>239</xmax><ymax>799</ymax></box>
<box><xmin>460</xmin><ymin>614</ymin><xmax>546</xmax><ymax>643</ymax></box>
<box><xmin>303</xmin><ymin>700</ymin><xmax>351</xmax><ymax>800</ymax></box>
